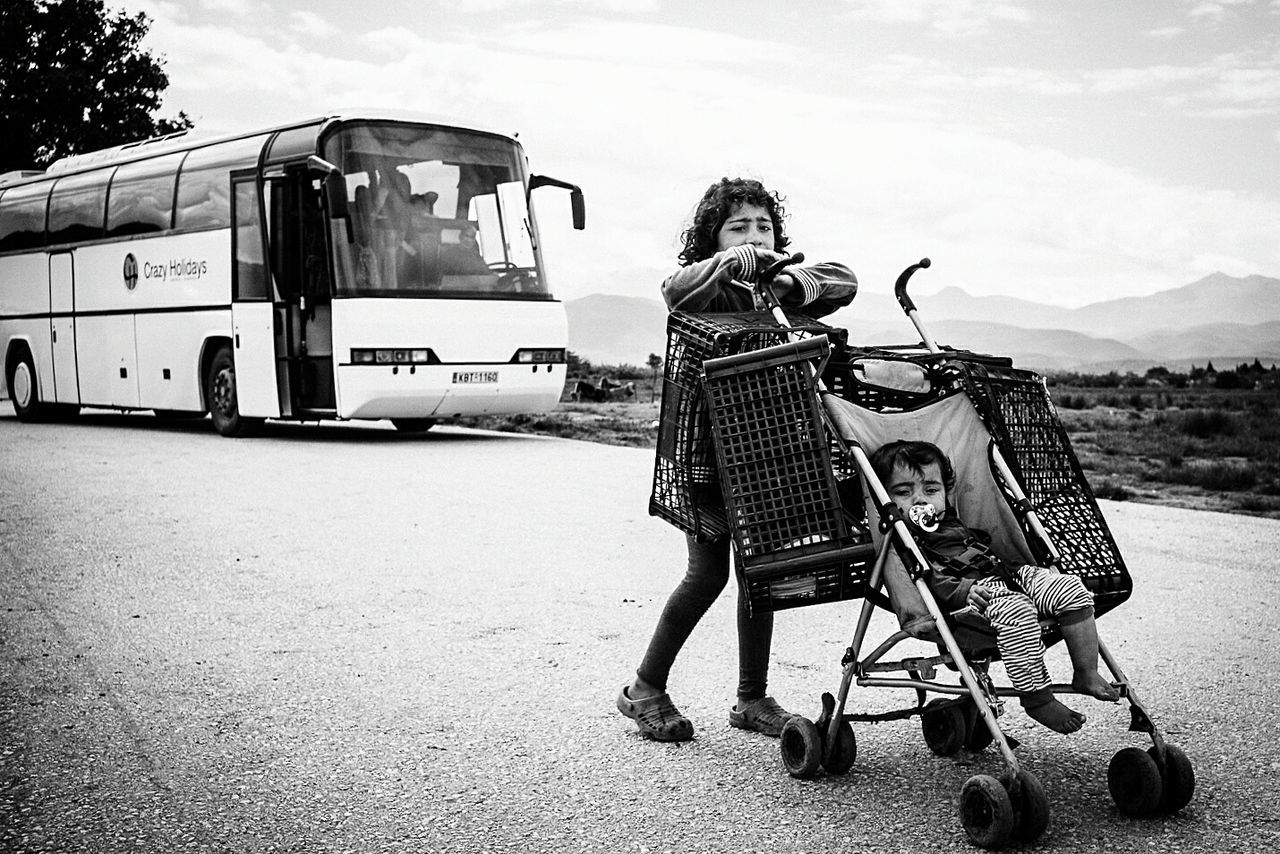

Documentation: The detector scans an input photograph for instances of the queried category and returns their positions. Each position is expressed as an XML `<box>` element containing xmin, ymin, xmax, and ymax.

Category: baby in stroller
<box><xmin>870</xmin><ymin>438</ymin><xmax>1120</xmax><ymax>733</ymax></box>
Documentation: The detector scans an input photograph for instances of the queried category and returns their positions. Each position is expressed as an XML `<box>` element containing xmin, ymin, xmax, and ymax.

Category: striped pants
<box><xmin>982</xmin><ymin>566</ymin><xmax>1094</xmax><ymax>693</ymax></box>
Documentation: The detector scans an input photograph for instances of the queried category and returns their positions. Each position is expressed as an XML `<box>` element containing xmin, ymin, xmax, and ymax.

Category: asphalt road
<box><xmin>2</xmin><ymin>407</ymin><xmax>1278</xmax><ymax>853</ymax></box>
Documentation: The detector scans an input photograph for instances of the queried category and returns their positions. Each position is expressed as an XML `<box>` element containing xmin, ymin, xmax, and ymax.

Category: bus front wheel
<box><xmin>8</xmin><ymin>351</ymin><xmax>43</xmax><ymax>421</ymax></box>
<box><xmin>5</xmin><ymin>351</ymin><xmax>75</xmax><ymax>422</ymax></box>
<box><xmin>206</xmin><ymin>346</ymin><xmax>263</xmax><ymax>438</ymax></box>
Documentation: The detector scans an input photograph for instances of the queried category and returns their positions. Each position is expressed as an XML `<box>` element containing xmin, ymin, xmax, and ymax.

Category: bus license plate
<box><xmin>452</xmin><ymin>370</ymin><xmax>498</xmax><ymax>384</ymax></box>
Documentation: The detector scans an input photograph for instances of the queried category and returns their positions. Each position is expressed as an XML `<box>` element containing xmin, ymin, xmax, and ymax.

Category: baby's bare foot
<box><xmin>1026</xmin><ymin>698</ymin><xmax>1086</xmax><ymax>734</ymax></box>
<box><xmin>1073</xmin><ymin>670</ymin><xmax>1121</xmax><ymax>702</ymax></box>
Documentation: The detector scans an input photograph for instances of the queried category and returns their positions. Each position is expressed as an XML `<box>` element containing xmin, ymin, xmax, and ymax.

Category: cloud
<box><xmin>114</xmin><ymin>5</ymin><xmax>1280</xmax><ymax>306</ymax></box>
<box><xmin>488</xmin><ymin>19</ymin><xmax>791</xmax><ymax>69</ymax></box>
<box><xmin>290</xmin><ymin>11</ymin><xmax>335</xmax><ymax>39</ymax></box>
<box><xmin>1087</xmin><ymin>64</ymin><xmax>1207</xmax><ymax>93</ymax></box>
<box><xmin>199</xmin><ymin>0</ymin><xmax>252</xmax><ymax>16</ymax></box>
<box><xmin>786</xmin><ymin>126</ymin><xmax>1280</xmax><ymax>307</ymax></box>
<box><xmin>1088</xmin><ymin>49</ymin><xmax>1280</xmax><ymax>117</ymax></box>
<box><xmin>118</xmin><ymin>0</ymin><xmax>189</xmax><ymax>24</ymax></box>
<box><xmin>863</xmin><ymin>55</ymin><xmax>1082</xmax><ymax>96</ymax></box>
<box><xmin>453</xmin><ymin>0</ymin><xmax>658</xmax><ymax>9</ymax></box>
<box><xmin>1188</xmin><ymin>0</ymin><xmax>1255</xmax><ymax>19</ymax></box>
<box><xmin>357</xmin><ymin>26</ymin><xmax>429</xmax><ymax>57</ymax></box>
<box><xmin>840</xmin><ymin>0</ymin><xmax>1033</xmax><ymax>35</ymax></box>
<box><xmin>1212</xmin><ymin>60</ymin><xmax>1280</xmax><ymax>105</ymax></box>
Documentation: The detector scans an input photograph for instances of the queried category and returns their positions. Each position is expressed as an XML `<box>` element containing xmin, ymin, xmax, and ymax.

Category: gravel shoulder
<box><xmin>2</xmin><ymin>415</ymin><xmax>1278</xmax><ymax>852</ymax></box>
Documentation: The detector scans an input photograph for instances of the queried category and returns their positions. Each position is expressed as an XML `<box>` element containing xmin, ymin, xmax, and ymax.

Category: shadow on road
<box><xmin>0</xmin><ymin>410</ymin><xmax>536</xmax><ymax>444</ymax></box>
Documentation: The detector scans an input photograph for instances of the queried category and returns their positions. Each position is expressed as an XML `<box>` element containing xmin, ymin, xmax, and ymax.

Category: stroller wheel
<box><xmin>780</xmin><ymin>716</ymin><xmax>822</xmax><ymax>779</ymax></box>
<box><xmin>960</xmin><ymin>774</ymin><xmax>1015</xmax><ymax>849</ymax></box>
<box><xmin>1151</xmin><ymin>743</ymin><xmax>1195</xmax><ymax>814</ymax></box>
<box><xmin>921</xmin><ymin>698</ymin><xmax>966</xmax><ymax>756</ymax></box>
<box><xmin>822</xmin><ymin>721</ymin><xmax>857</xmax><ymax>775</ymax></box>
<box><xmin>1007</xmin><ymin>769</ymin><xmax>1050</xmax><ymax>843</ymax></box>
<box><xmin>1108</xmin><ymin>746</ymin><xmax>1164</xmax><ymax>817</ymax></box>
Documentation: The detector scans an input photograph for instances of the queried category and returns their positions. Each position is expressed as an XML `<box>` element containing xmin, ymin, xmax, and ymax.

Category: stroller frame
<box><xmin>677</xmin><ymin>257</ymin><xmax>1195</xmax><ymax>848</ymax></box>
<box><xmin>788</xmin><ymin>360</ymin><xmax>1194</xmax><ymax>847</ymax></box>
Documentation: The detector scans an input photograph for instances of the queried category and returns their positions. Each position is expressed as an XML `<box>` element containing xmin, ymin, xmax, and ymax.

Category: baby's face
<box><xmin>885</xmin><ymin>460</ymin><xmax>947</xmax><ymax>520</ymax></box>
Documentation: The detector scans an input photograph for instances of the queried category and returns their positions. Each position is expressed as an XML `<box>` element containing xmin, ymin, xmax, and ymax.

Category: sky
<box><xmin>118</xmin><ymin>0</ymin><xmax>1280</xmax><ymax>310</ymax></box>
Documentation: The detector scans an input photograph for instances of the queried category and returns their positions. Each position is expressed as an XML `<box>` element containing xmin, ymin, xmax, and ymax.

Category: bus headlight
<box><xmin>351</xmin><ymin>348</ymin><xmax>438</xmax><ymax>365</ymax></box>
<box><xmin>513</xmin><ymin>348</ymin><xmax>566</xmax><ymax>364</ymax></box>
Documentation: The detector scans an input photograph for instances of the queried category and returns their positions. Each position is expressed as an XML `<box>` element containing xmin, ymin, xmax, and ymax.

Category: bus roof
<box><xmin>1</xmin><ymin>111</ymin><xmax>522</xmax><ymax>188</ymax></box>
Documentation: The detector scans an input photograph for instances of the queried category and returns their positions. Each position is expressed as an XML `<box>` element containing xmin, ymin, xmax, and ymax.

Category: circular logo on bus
<box><xmin>123</xmin><ymin>253</ymin><xmax>138</xmax><ymax>290</ymax></box>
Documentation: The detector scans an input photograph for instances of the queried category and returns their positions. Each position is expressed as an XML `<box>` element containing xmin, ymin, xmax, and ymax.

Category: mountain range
<box><xmin>565</xmin><ymin>272</ymin><xmax>1280</xmax><ymax>373</ymax></box>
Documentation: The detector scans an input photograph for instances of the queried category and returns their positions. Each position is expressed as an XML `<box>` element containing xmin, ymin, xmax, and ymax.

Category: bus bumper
<box><xmin>334</xmin><ymin>363</ymin><xmax>563</xmax><ymax>419</ymax></box>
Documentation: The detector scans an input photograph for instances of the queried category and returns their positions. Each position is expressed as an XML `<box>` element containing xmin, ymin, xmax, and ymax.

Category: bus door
<box><xmin>269</xmin><ymin>165</ymin><xmax>335</xmax><ymax>414</ymax></box>
<box><xmin>229</xmin><ymin>173</ymin><xmax>281</xmax><ymax>418</ymax></box>
<box><xmin>47</xmin><ymin>251</ymin><xmax>79</xmax><ymax>404</ymax></box>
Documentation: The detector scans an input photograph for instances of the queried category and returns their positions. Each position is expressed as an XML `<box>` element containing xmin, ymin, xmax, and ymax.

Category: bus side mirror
<box><xmin>323</xmin><ymin>171</ymin><xmax>349</xmax><ymax>220</ymax></box>
<box><xmin>569</xmin><ymin>186</ymin><xmax>585</xmax><ymax>231</ymax></box>
<box><xmin>307</xmin><ymin>156</ymin><xmax>349</xmax><ymax>221</ymax></box>
<box><xmin>530</xmin><ymin>175</ymin><xmax>586</xmax><ymax>230</ymax></box>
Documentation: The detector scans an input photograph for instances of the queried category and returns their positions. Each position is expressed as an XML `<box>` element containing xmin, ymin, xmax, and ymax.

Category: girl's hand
<box><xmin>751</xmin><ymin>247</ymin><xmax>789</xmax><ymax>270</ymax></box>
<box><xmin>751</xmin><ymin>248</ymin><xmax>795</xmax><ymax>291</ymax></box>
<box><xmin>967</xmin><ymin>583</ymin><xmax>992</xmax><ymax>611</ymax></box>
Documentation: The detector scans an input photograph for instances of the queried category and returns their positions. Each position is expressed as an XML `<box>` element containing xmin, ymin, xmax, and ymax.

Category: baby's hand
<box><xmin>967</xmin><ymin>583</ymin><xmax>992</xmax><ymax>611</ymax></box>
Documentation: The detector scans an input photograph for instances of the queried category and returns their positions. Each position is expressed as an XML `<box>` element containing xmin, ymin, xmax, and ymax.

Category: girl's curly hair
<box><xmin>676</xmin><ymin>177</ymin><xmax>790</xmax><ymax>266</ymax></box>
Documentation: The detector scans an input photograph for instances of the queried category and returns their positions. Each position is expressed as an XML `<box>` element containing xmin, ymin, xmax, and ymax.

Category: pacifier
<box><xmin>908</xmin><ymin>503</ymin><xmax>939</xmax><ymax>533</ymax></box>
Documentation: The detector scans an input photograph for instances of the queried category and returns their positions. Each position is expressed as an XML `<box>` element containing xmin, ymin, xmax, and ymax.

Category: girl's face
<box><xmin>715</xmin><ymin>202</ymin><xmax>775</xmax><ymax>252</ymax></box>
<box><xmin>885</xmin><ymin>459</ymin><xmax>948</xmax><ymax>518</ymax></box>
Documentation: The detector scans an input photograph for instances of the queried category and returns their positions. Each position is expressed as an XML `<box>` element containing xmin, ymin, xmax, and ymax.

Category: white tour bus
<box><xmin>0</xmin><ymin>112</ymin><xmax>584</xmax><ymax>436</ymax></box>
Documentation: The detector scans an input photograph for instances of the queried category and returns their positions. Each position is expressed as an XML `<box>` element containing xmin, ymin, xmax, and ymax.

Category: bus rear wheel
<box><xmin>206</xmin><ymin>346</ymin><xmax>263</xmax><ymax>438</ymax></box>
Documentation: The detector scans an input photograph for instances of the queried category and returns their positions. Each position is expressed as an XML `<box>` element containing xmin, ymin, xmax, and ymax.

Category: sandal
<box><xmin>616</xmin><ymin>686</ymin><xmax>694</xmax><ymax>742</ymax></box>
<box><xmin>729</xmin><ymin>696</ymin><xmax>794</xmax><ymax>737</ymax></box>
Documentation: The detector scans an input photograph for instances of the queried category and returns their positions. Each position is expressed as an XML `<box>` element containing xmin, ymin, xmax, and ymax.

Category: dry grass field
<box><xmin>1052</xmin><ymin>385</ymin><xmax>1280</xmax><ymax>518</ymax></box>
<box><xmin>461</xmin><ymin>375</ymin><xmax>1280</xmax><ymax>521</ymax></box>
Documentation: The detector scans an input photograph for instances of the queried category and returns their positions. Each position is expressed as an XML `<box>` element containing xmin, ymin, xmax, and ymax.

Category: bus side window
<box><xmin>0</xmin><ymin>182</ymin><xmax>51</xmax><ymax>253</ymax></box>
<box><xmin>47</xmin><ymin>170</ymin><xmax>108</xmax><ymax>246</ymax></box>
<box><xmin>175</xmin><ymin>165</ymin><xmax>232</xmax><ymax>230</ymax></box>
<box><xmin>234</xmin><ymin>180</ymin><xmax>269</xmax><ymax>301</ymax></box>
<box><xmin>107</xmin><ymin>153</ymin><xmax>182</xmax><ymax>237</ymax></box>
<box><xmin>175</xmin><ymin>135</ymin><xmax>268</xmax><ymax>231</ymax></box>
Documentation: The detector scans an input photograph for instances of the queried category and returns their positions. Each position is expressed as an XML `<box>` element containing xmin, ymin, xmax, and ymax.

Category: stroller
<box><xmin>649</xmin><ymin>257</ymin><xmax>1195</xmax><ymax>848</ymax></box>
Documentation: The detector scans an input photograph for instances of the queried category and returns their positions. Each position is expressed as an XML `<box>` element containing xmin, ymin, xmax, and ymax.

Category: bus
<box><xmin>0</xmin><ymin>112</ymin><xmax>584</xmax><ymax>436</ymax></box>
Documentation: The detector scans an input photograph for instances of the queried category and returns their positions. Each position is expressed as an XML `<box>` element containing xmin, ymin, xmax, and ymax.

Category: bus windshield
<box><xmin>323</xmin><ymin>122</ymin><xmax>548</xmax><ymax>299</ymax></box>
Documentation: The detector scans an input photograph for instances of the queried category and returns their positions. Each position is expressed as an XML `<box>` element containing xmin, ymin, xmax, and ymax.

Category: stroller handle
<box><xmin>892</xmin><ymin>257</ymin><xmax>940</xmax><ymax>353</ymax></box>
<box><xmin>753</xmin><ymin>252</ymin><xmax>805</xmax><ymax>324</ymax></box>
<box><xmin>760</xmin><ymin>250</ymin><xmax>804</xmax><ymax>283</ymax></box>
<box><xmin>893</xmin><ymin>257</ymin><xmax>931</xmax><ymax>315</ymax></box>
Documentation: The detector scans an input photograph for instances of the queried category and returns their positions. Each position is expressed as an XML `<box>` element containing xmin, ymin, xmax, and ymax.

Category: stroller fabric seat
<box><xmin>824</xmin><ymin>392</ymin><xmax>1035</xmax><ymax>640</ymax></box>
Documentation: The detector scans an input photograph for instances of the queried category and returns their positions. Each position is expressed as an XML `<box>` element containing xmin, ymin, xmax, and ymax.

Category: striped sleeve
<box><xmin>729</xmin><ymin>244</ymin><xmax>757</xmax><ymax>282</ymax></box>
<box><xmin>790</xmin><ymin>266</ymin><xmax>822</xmax><ymax>306</ymax></box>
